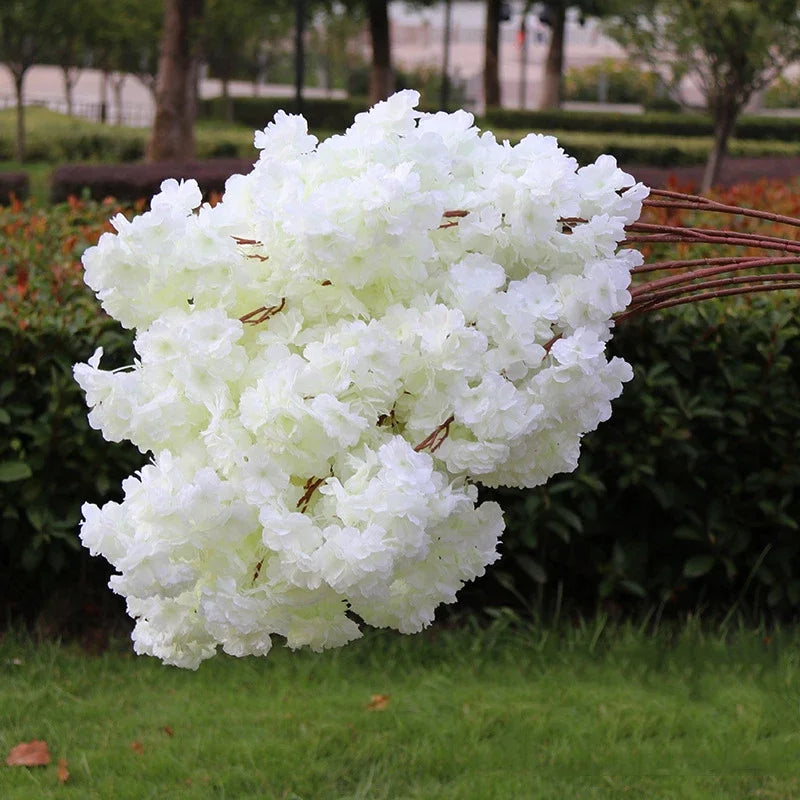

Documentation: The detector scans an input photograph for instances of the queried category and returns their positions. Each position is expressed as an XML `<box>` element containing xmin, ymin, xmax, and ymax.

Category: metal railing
<box><xmin>0</xmin><ymin>95</ymin><xmax>154</xmax><ymax>127</ymax></box>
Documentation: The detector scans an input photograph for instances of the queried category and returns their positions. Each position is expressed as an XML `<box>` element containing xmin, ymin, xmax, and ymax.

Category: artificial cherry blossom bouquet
<box><xmin>74</xmin><ymin>90</ymin><xmax>648</xmax><ymax>668</ymax></box>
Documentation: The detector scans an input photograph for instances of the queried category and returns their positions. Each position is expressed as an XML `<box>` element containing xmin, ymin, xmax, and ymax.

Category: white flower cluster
<box><xmin>74</xmin><ymin>91</ymin><xmax>647</xmax><ymax>668</ymax></box>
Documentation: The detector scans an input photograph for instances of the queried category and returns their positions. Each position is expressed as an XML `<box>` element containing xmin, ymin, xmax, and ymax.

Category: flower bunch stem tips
<box><xmin>74</xmin><ymin>91</ymin><xmax>647</xmax><ymax>668</ymax></box>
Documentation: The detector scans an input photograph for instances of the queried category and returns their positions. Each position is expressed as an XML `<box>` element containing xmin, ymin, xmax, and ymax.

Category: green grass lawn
<box><xmin>1</xmin><ymin>618</ymin><xmax>799</xmax><ymax>799</ymax></box>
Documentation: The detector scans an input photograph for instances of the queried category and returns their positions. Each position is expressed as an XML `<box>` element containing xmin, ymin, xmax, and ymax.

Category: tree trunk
<box><xmin>484</xmin><ymin>0</ymin><xmax>501</xmax><ymax>109</ymax></box>
<box><xmin>61</xmin><ymin>66</ymin><xmax>78</xmax><ymax>117</ymax></box>
<box><xmin>100</xmin><ymin>70</ymin><xmax>108</xmax><ymax>124</ymax></box>
<box><xmin>368</xmin><ymin>0</ymin><xmax>393</xmax><ymax>104</ymax></box>
<box><xmin>441</xmin><ymin>0</ymin><xmax>453</xmax><ymax>109</ymax></box>
<box><xmin>295</xmin><ymin>0</ymin><xmax>306</xmax><ymax>114</ymax></box>
<box><xmin>540</xmin><ymin>1</ymin><xmax>565</xmax><ymax>110</ymax></box>
<box><xmin>222</xmin><ymin>77</ymin><xmax>233</xmax><ymax>122</ymax></box>
<box><xmin>110</xmin><ymin>74</ymin><xmax>126</xmax><ymax>126</ymax></box>
<box><xmin>147</xmin><ymin>0</ymin><xmax>205</xmax><ymax>162</ymax></box>
<box><xmin>702</xmin><ymin>105</ymin><xmax>738</xmax><ymax>193</ymax></box>
<box><xmin>13</xmin><ymin>71</ymin><xmax>25</xmax><ymax>163</ymax></box>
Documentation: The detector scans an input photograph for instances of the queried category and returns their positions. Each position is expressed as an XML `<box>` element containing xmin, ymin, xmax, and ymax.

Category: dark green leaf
<box><xmin>0</xmin><ymin>461</ymin><xmax>32</xmax><ymax>482</ymax></box>
<box><xmin>683</xmin><ymin>555</ymin><xmax>715</xmax><ymax>579</ymax></box>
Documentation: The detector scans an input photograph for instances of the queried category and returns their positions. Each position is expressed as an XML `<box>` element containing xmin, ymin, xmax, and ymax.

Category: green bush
<box><xmin>564</xmin><ymin>58</ymin><xmax>659</xmax><ymax>105</ymax></box>
<box><xmin>473</xmin><ymin>297</ymin><xmax>800</xmax><ymax>620</ymax></box>
<box><xmin>482</xmin><ymin>108</ymin><xmax>800</xmax><ymax>142</ymax></box>
<box><xmin>0</xmin><ymin>108</ymin><xmax>259</xmax><ymax>165</ymax></box>
<box><xmin>0</xmin><ymin>200</ymin><xmax>144</xmax><ymax>624</ymax></box>
<box><xmin>489</xmin><ymin>128</ymin><xmax>800</xmax><ymax>167</ymax></box>
<box><xmin>764</xmin><ymin>75</ymin><xmax>800</xmax><ymax>109</ymax></box>
<box><xmin>3</xmin><ymin>202</ymin><xmax>799</xmax><ymax>627</ymax></box>
<box><xmin>199</xmin><ymin>95</ymin><xmax>369</xmax><ymax>132</ymax></box>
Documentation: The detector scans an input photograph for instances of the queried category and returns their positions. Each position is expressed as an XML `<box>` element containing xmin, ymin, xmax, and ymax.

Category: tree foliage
<box><xmin>201</xmin><ymin>0</ymin><xmax>285</xmax><ymax>120</ymax></box>
<box><xmin>607</xmin><ymin>0</ymin><xmax>800</xmax><ymax>191</ymax></box>
<box><xmin>0</xmin><ymin>0</ymin><xmax>57</xmax><ymax>160</ymax></box>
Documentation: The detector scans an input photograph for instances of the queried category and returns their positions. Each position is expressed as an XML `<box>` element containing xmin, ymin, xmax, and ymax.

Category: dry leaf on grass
<box><xmin>57</xmin><ymin>758</ymin><xmax>69</xmax><ymax>785</ymax></box>
<box><xmin>130</xmin><ymin>741</ymin><xmax>144</xmax><ymax>755</ymax></box>
<box><xmin>6</xmin><ymin>740</ymin><xmax>51</xmax><ymax>767</ymax></box>
<box><xmin>366</xmin><ymin>694</ymin><xmax>390</xmax><ymax>711</ymax></box>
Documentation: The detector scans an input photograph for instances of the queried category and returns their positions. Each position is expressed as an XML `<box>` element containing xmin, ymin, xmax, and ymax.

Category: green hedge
<box><xmin>482</xmin><ymin>108</ymin><xmax>800</xmax><ymax>142</ymax></box>
<box><xmin>491</xmin><ymin>129</ymin><xmax>800</xmax><ymax>167</ymax></box>
<box><xmin>3</xmin><ymin>201</ymin><xmax>799</xmax><ymax>625</ymax></box>
<box><xmin>471</xmin><ymin>296</ymin><xmax>800</xmax><ymax>620</ymax></box>
<box><xmin>0</xmin><ymin>108</ymin><xmax>257</xmax><ymax>165</ymax></box>
<box><xmin>5</xmin><ymin>106</ymin><xmax>800</xmax><ymax>174</ymax></box>
<box><xmin>0</xmin><ymin>201</ymin><xmax>144</xmax><ymax>626</ymax></box>
<box><xmin>199</xmin><ymin>95</ymin><xmax>370</xmax><ymax>132</ymax></box>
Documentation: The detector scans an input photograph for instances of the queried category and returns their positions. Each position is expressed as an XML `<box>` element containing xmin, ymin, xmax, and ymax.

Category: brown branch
<box><xmin>615</xmin><ymin>188</ymin><xmax>800</xmax><ymax>321</ymax></box>
<box><xmin>543</xmin><ymin>333</ymin><xmax>561</xmax><ymax>353</ymax></box>
<box><xmin>232</xmin><ymin>236</ymin><xmax>263</xmax><ymax>245</ymax></box>
<box><xmin>623</xmin><ymin>233</ymin><xmax>800</xmax><ymax>256</ymax></box>
<box><xmin>617</xmin><ymin>282</ymin><xmax>800</xmax><ymax>324</ymax></box>
<box><xmin>632</xmin><ymin>258</ymin><xmax>800</xmax><ymax>298</ymax></box>
<box><xmin>627</xmin><ymin>221</ymin><xmax>800</xmax><ymax>251</ymax></box>
<box><xmin>414</xmin><ymin>415</ymin><xmax>455</xmax><ymax>453</ymax></box>
<box><xmin>631</xmin><ymin>255</ymin><xmax>798</xmax><ymax>275</ymax></box>
<box><xmin>296</xmin><ymin>476</ymin><xmax>325</xmax><ymax>513</ymax></box>
<box><xmin>631</xmin><ymin>273</ymin><xmax>800</xmax><ymax>307</ymax></box>
<box><xmin>645</xmin><ymin>189</ymin><xmax>800</xmax><ymax>230</ymax></box>
<box><xmin>439</xmin><ymin>209</ymin><xmax>469</xmax><ymax>229</ymax></box>
<box><xmin>239</xmin><ymin>297</ymin><xmax>286</xmax><ymax>325</ymax></box>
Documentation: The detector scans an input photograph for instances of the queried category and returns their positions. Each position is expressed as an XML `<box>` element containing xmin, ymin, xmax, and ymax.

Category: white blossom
<box><xmin>74</xmin><ymin>90</ymin><xmax>647</xmax><ymax>667</ymax></box>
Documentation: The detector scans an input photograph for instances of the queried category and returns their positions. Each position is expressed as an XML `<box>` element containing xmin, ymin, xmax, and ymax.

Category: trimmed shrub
<box><xmin>482</xmin><ymin>108</ymin><xmax>800</xmax><ymax>142</ymax></box>
<box><xmin>490</xmin><ymin>129</ymin><xmax>800</xmax><ymax>168</ymax></box>
<box><xmin>3</xmin><ymin>189</ymin><xmax>799</xmax><ymax>629</ymax></box>
<box><xmin>199</xmin><ymin>95</ymin><xmax>369</xmax><ymax>131</ymax></box>
<box><xmin>471</xmin><ymin>296</ymin><xmax>800</xmax><ymax>620</ymax></box>
<box><xmin>0</xmin><ymin>108</ymin><xmax>256</xmax><ymax>165</ymax></box>
<box><xmin>50</xmin><ymin>159</ymin><xmax>253</xmax><ymax>204</ymax></box>
<box><xmin>0</xmin><ymin>199</ymin><xmax>144</xmax><ymax>627</ymax></box>
<box><xmin>0</xmin><ymin>171</ymin><xmax>29</xmax><ymax>203</ymax></box>
<box><xmin>764</xmin><ymin>75</ymin><xmax>800</xmax><ymax>109</ymax></box>
<box><xmin>564</xmin><ymin>58</ymin><xmax>659</xmax><ymax>105</ymax></box>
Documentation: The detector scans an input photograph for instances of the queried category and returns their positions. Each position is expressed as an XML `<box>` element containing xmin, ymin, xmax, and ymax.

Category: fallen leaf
<box><xmin>130</xmin><ymin>741</ymin><xmax>144</xmax><ymax>755</ymax></box>
<box><xmin>6</xmin><ymin>740</ymin><xmax>51</xmax><ymax>767</ymax></box>
<box><xmin>366</xmin><ymin>693</ymin><xmax>390</xmax><ymax>711</ymax></box>
<box><xmin>163</xmin><ymin>726</ymin><xmax>174</xmax><ymax>738</ymax></box>
<box><xmin>57</xmin><ymin>758</ymin><xmax>69</xmax><ymax>784</ymax></box>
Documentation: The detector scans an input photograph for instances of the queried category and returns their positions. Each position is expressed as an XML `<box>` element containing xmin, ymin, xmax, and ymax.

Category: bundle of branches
<box><xmin>620</xmin><ymin>188</ymin><xmax>800</xmax><ymax>323</ymax></box>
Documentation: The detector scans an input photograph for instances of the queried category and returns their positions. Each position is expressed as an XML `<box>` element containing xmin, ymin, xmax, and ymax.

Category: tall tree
<box><xmin>368</xmin><ymin>0</ymin><xmax>393</xmax><ymax>103</ymax></box>
<box><xmin>48</xmin><ymin>0</ymin><xmax>97</xmax><ymax>118</ymax></box>
<box><xmin>90</xmin><ymin>0</ymin><xmax>162</xmax><ymax>124</ymax></box>
<box><xmin>202</xmin><ymin>0</ymin><xmax>269</xmax><ymax>122</ymax></box>
<box><xmin>483</xmin><ymin>0</ymin><xmax>502</xmax><ymax>108</ymax></box>
<box><xmin>538</xmin><ymin>1</ymin><xmax>610</xmax><ymax>110</ymax></box>
<box><xmin>311</xmin><ymin>1</ymin><xmax>365</xmax><ymax>96</ymax></box>
<box><xmin>147</xmin><ymin>0</ymin><xmax>205</xmax><ymax>161</ymax></box>
<box><xmin>608</xmin><ymin>0</ymin><xmax>800</xmax><ymax>191</ymax></box>
<box><xmin>538</xmin><ymin>1</ymin><xmax>566</xmax><ymax>109</ymax></box>
<box><xmin>0</xmin><ymin>0</ymin><xmax>53</xmax><ymax>161</ymax></box>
